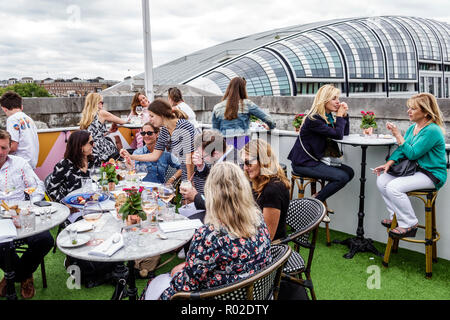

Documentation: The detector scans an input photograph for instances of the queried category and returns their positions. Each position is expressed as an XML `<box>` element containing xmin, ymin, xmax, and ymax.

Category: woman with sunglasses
<box><xmin>242</xmin><ymin>139</ymin><xmax>290</xmax><ymax>241</ymax></box>
<box><xmin>120</xmin><ymin>99</ymin><xmax>195</xmax><ymax>183</ymax></box>
<box><xmin>79</xmin><ymin>92</ymin><xmax>128</xmax><ymax>162</ymax></box>
<box><xmin>129</xmin><ymin>91</ymin><xmax>151</xmax><ymax>149</ymax></box>
<box><xmin>46</xmin><ymin>130</ymin><xmax>99</xmax><ymax>204</ymax></box>
<box><xmin>131</xmin><ymin>122</ymin><xmax>182</xmax><ymax>184</ymax></box>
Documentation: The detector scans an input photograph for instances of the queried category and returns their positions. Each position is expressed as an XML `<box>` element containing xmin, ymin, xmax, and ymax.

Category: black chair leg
<box><xmin>41</xmin><ymin>259</ymin><xmax>47</xmax><ymax>289</ymax></box>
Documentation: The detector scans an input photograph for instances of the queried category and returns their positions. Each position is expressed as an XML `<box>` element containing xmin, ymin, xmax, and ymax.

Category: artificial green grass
<box><xmin>1</xmin><ymin>226</ymin><xmax>449</xmax><ymax>300</ymax></box>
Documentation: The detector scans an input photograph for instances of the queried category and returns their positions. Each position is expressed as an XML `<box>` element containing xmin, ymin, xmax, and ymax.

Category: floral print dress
<box><xmin>159</xmin><ymin>222</ymin><xmax>273</xmax><ymax>300</ymax></box>
<box><xmin>87</xmin><ymin>114</ymin><xmax>118</xmax><ymax>162</ymax></box>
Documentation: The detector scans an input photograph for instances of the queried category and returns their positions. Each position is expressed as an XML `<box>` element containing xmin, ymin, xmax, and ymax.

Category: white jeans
<box><xmin>376</xmin><ymin>172</ymin><xmax>435</xmax><ymax>228</ymax></box>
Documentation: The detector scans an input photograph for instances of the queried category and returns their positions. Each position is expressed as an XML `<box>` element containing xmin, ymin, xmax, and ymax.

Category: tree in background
<box><xmin>0</xmin><ymin>83</ymin><xmax>52</xmax><ymax>97</ymax></box>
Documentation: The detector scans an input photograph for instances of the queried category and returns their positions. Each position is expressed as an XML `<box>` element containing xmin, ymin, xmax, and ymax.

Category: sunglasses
<box><xmin>140</xmin><ymin>131</ymin><xmax>155</xmax><ymax>136</ymax></box>
<box><xmin>244</xmin><ymin>158</ymin><xmax>258</xmax><ymax>166</ymax></box>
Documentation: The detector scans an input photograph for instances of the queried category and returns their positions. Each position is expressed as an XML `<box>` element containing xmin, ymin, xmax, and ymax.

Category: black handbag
<box><xmin>323</xmin><ymin>138</ymin><xmax>343</xmax><ymax>158</ymax></box>
<box><xmin>388</xmin><ymin>158</ymin><xmax>418</xmax><ymax>177</ymax></box>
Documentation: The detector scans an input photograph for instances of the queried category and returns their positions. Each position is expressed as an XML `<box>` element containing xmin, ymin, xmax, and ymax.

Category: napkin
<box><xmin>159</xmin><ymin>219</ymin><xmax>203</xmax><ymax>233</ymax></box>
<box><xmin>178</xmin><ymin>202</ymin><xmax>204</xmax><ymax>218</ymax></box>
<box><xmin>0</xmin><ymin>219</ymin><xmax>18</xmax><ymax>243</ymax></box>
<box><xmin>88</xmin><ymin>233</ymin><xmax>124</xmax><ymax>257</ymax></box>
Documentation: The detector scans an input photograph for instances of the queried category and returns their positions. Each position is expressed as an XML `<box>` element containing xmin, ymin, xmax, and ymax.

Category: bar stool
<box><xmin>290</xmin><ymin>172</ymin><xmax>332</xmax><ymax>246</ymax></box>
<box><xmin>382</xmin><ymin>188</ymin><xmax>440</xmax><ymax>278</ymax></box>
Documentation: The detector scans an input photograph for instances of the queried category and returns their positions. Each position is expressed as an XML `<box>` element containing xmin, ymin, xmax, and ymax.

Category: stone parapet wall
<box><xmin>2</xmin><ymin>95</ymin><xmax>450</xmax><ymax>140</ymax></box>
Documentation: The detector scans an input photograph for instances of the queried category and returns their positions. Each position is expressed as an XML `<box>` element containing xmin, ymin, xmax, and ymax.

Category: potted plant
<box><xmin>99</xmin><ymin>159</ymin><xmax>119</xmax><ymax>191</ymax></box>
<box><xmin>293</xmin><ymin>113</ymin><xmax>306</xmax><ymax>132</ymax></box>
<box><xmin>360</xmin><ymin>110</ymin><xmax>377</xmax><ymax>135</ymax></box>
<box><xmin>119</xmin><ymin>187</ymin><xmax>147</xmax><ymax>225</ymax></box>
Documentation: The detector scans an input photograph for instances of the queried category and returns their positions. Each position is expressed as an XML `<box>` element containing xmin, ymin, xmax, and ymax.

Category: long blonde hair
<box><xmin>79</xmin><ymin>92</ymin><xmax>102</xmax><ymax>130</ymax></box>
<box><xmin>241</xmin><ymin>139</ymin><xmax>290</xmax><ymax>195</ymax></box>
<box><xmin>204</xmin><ymin>162</ymin><xmax>262</xmax><ymax>239</ymax></box>
<box><xmin>304</xmin><ymin>84</ymin><xmax>340</xmax><ymax>127</ymax></box>
<box><xmin>407</xmin><ymin>93</ymin><xmax>446</xmax><ymax>134</ymax></box>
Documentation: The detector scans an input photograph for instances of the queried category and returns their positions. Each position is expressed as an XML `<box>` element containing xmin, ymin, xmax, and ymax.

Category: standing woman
<box><xmin>79</xmin><ymin>93</ymin><xmax>128</xmax><ymax>162</ymax></box>
<box><xmin>120</xmin><ymin>98</ymin><xmax>195</xmax><ymax>182</ymax></box>
<box><xmin>374</xmin><ymin>93</ymin><xmax>447</xmax><ymax>239</ymax></box>
<box><xmin>212</xmin><ymin>77</ymin><xmax>276</xmax><ymax>149</ymax></box>
<box><xmin>129</xmin><ymin>91</ymin><xmax>151</xmax><ymax>149</ymax></box>
<box><xmin>242</xmin><ymin>139</ymin><xmax>290</xmax><ymax>241</ymax></box>
<box><xmin>168</xmin><ymin>87</ymin><xmax>200</xmax><ymax>134</ymax></box>
<box><xmin>287</xmin><ymin>84</ymin><xmax>354</xmax><ymax>202</ymax></box>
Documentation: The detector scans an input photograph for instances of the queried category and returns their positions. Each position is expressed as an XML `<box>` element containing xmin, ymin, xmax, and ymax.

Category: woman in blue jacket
<box><xmin>287</xmin><ymin>84</ymin><xmax>354</xmax><ymax>202</ymax></box>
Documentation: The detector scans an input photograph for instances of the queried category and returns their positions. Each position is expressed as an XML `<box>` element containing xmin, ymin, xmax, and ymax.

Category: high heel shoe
<box><xmin>381</xmin><ymin>219</ymin><xmax>393</xmax><ymax>228</ymax></box>
<box><xmin>389</xmin><ymin>225</ymin><xmax>418</xmax><ymax>239</ymax></box>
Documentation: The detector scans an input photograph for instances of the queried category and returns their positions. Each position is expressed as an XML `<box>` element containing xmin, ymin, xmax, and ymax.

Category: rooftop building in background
<box><xmin>127</xmin><ymin>16</ymin><xmax>450</xmax><ymax>98</ymax></box>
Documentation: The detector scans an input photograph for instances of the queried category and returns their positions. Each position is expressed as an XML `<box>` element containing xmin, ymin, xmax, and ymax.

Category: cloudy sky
<box><xmin>1</xmin><ymin>0</ymin><xmax>449</xmax><ymax>81</ymax></box>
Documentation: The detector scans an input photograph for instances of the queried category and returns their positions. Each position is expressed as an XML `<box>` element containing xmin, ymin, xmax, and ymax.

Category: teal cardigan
<box><xmin>389</xmin><ymin>123</ymin><xmax>447</xmax><ymax>189</ymax></box>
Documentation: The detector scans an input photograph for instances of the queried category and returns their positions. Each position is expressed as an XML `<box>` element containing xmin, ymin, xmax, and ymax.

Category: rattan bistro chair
<box><xmin>171</xmin><ymin>244</ymin><xmax>291</xmax><ymax>300</ymax></box>
<box><xmin>272</xmin><ymin>197</ymin><xmax>326</xmax><ymax>300</ymax></box>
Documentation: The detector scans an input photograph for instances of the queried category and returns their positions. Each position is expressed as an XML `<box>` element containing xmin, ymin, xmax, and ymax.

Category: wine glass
<box><xmin>90</xmin><ymin>167</ymin><xmax>101</xmax><ymax>191</ymax></box>
<box><xmin>116</xmin><ymin>161</ymin><xmax>127</xmax><ymax>184</ymax></box>
<box><xmin>159</xmin><ymin>184</ymin><xmax>175</xmax><ymax>207</ymax></box>
<box><xmin>24</xmin><ymin>187</ymin><xmax>36</xmax><ymax>208</ymax></box>
<box><xmin>82</xmin><ymin>201</ymin><xmax>103</xmax><ymax>246</ymax></box>
<box><xmin>135</xmin><ymin>163</ymin><xmax>148</xmax><ymax>183</ymax></box>
<box><xmin>141</xmin><ymin>190</ymin><xmax>158</xmax><ymax>227</ymax></box>
<box><xmin>135</xmin><ymin>106</ymin><xmax>143</xmax><ymax>123</ymax></box>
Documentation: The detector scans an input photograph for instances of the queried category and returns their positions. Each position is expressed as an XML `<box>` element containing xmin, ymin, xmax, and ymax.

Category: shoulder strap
<box><xmin>298</xmin><ymin>134</ymin><xmax>319</xmax><ymax>162</ymax></box>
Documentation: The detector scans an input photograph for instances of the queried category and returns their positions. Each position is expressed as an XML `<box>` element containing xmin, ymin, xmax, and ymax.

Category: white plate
<box><xmin>33</xmin><ymin>208</ymin><xmax>57</xmax><ymax>216</ymax></box>
<box><xmin>59</xmin><ymin>234</ymin><xmax>91</xmax><ymax>248</ymax></box>
<box><xmin>0</xmin><ymin>212</ymin><xmax>13</xmax><ymax>219</ymax></box>
<box><xmin>69</xmin><ymin>220</ymin><xmax>93</xmax><ymax>232</ymax></box>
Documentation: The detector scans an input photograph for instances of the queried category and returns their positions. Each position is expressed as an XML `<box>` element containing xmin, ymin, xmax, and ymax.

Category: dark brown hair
<box><xmin>0</xmin><ymin>91</ymin><xmax>22</xmax><ymax>110</ymax></box>
<box><xmin>0</xmin><ymin>129</ymin><xmax>12</xmax><ymax>145</ymax></box>
<box><xmin>222</xmin><ymin>77</ymin><xmax>248</xmax><ymax>120</ymax></box>
<box><xmin>130</xmin><ymin>91</ymin><xmax>147</xmax><ymax>115</ymax></box>
<box><xmin>194</xmin><ymin>129</ymin><xmax>226</xmax><ymax>155</ymax></box>
<box><xmin>168</xmin><ymin>87</ymin><xmax>183</xmax><ymax>103</ymax></box>
<box><xmin>142</xmin><ymin>121</ymin><xmax>160</xmax><ymax>134</ymax></box>
<box><xmin>148</xmin><ymin>98</ymin><xmax>187</xmax><ymax>120</ymax></box>
<box><xmin>64</xmin><ymin>130</ymin><xmax>93</xmax><ymax>169</ymax></box>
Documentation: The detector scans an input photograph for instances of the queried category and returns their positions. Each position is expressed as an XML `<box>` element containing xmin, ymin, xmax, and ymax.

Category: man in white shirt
<box><xmin>0</xmin><ymin>130</ymin><xmax>52</xmax><ymax>299</ymax></box>
<box><xmin>0</xmin><ymin>91</ymin><xmax>39</xmax><ymax>169</ymax></box>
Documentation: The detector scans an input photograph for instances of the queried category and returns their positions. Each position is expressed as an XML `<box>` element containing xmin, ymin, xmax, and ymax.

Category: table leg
<box><xmin>111</xmin><ymin>262</ymin><xmax>128</xmax><ymax>300</ymax></box>
<box><xmin>126</xmin><ymin>260</ymin><xmax>138</xmax><ymax>300</ymax></box>
<box><xmin>5</xmin><ymin>243</ymin><xmax>17</xmax><ymax>300</ymax></box>
<box><xmin>334</xmin><ymin>145</ymin><xmax>383</xmax><ymax>259</ymax></box>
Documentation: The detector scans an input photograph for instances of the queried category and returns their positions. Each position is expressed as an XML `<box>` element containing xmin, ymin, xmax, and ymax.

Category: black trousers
<box><xmin>0</xmin><ymin>231</ymin><xmax>54</xmax><ymax>282</ymax></box>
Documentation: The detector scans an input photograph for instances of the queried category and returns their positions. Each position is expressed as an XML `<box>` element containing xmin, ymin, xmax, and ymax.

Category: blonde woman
<box><xmin>144</xmin><ymin>162</ymin><xmax>272</xmax><ymax>300</ymax></box>
<box><xmin>374</xmin><ymin>93</ymin><xmax>447</xmax><ymax>239</ymax></box>
<box><xmin>242</xmin><ymin>139</ymin><xmax>290</xmax><ymax>241</ymax></box>
<box><xmin>287</xmin><ymin>84</ymin><xmax>354</xmax><ymax>202</ymax></box>
<box><xmin>212</xmin><ymin>77</ymin><xmax>275</xmax><ymax>149</ymax></box>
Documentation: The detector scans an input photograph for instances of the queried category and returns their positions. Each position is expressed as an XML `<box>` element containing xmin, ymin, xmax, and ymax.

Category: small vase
<box><xmin>126</xmin><ymin>215</ymin><xmax>141</xmax><ymax>226</ymax></box>
<box><xmin>108</xmin><ymin>182</ymin><xmax>116</xmax><ymax>191</ymax></box>
<box><xmin>363</xmin><ymin>127</ymin><xmax>374</xmax><ymax>135</ymax></box>
<box><xmin>295</xmin><ymin>127</ymin><xmax>300</xmax><ymax>132</ymax></box>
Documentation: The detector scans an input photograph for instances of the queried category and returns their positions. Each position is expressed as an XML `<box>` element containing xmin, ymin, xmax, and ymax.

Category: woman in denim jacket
<box><xmin>212</xmin><ymin>77</ymin><xmax>276</xmax><ymax>149</ymax></box>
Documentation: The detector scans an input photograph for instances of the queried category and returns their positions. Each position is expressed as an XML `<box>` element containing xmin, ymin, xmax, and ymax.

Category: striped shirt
<box><xmin>155</xmin><ymin>119</ymin><xmax>195</xmax><ymax>179</ymax></box>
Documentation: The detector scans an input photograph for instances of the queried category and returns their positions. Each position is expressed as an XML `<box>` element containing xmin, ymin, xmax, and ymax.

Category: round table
<box><xmin>56</xmin><ymin>197</ymin><xmax>195</xmax><ymax>300</ymax></box>
<box><xmin>2</xmin><ymin>201</ymin><xmax>70</xmax><ymax>300</ymax></box>
<box><xmin>333</xmin><ymin>134</ymin><xmax>396</xmax><ymax>259</ymax></box>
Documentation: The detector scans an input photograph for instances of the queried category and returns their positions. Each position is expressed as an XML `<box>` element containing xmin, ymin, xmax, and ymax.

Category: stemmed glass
<box><xmin>82</xmin><ymin>200</ymin><xmax>103</xmax><ymax>246</ymax></box>
<box><xmin>159</xmin><ymin>184</ymin><xmax>175</xmax><ymax>207</ymax></box>
<box><xmin>135</xmin><ymin>106</ymin><xmax>143</xmax><ymax>123</ymax></box>
<box><xmin>116</xmin><ymin>161</ymin><xmax>127</xmax><ymax>185</ymax></box>
<box><xmin>135</xmin><ymin>163</ymin><xmax>148</xmax><ymax>184</ymax></box>
<box><xmin>89</xmin><ymin>167</ymin><xmax>101</xmax><ymax>192</ymax></box>
<box><xmin>24</xmin><ymin>187</ymin><xmax>36</xmax><ymax>208</ymax></box>
<box><xmin>141</xmin><ymin>189</ymin><xmax>158</xmax><ymax>227</ymax></box>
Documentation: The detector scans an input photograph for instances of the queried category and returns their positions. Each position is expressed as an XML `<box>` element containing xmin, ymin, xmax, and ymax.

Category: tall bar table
<box><xmin>333</xmin><ymin>134</ymin><xmax>396</xmax><ymax>259</ymax></box>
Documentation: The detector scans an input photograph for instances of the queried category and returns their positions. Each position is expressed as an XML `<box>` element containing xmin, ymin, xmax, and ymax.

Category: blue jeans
<box><xmin>291</xmin><ymin>163</ymin><xmax>354</xmax><ymax>202</ymax></box>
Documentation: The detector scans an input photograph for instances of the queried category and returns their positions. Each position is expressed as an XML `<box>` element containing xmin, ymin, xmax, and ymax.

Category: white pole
<box><xmin>141</xmin><ymin>0</ymin><xmax>154</xmax><ymax>101</ymax></box>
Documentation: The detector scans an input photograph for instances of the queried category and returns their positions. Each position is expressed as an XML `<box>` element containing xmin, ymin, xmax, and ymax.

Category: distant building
<box><xmin>20</xmin><ymin>77</ymin><xmax>34</xmax><ymax>84</ymax></box>
<box><xmin>38</xmin><ymin>78</ymin><xmax>119</xmax><ymax>97</ymax></box>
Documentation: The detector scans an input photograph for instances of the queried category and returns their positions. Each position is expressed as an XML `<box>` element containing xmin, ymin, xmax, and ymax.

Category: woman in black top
<box><xmin>46</xmin><ymin>130</ymin><xmax>97</xmax><ymax>203</ymax></box>
<box><xmin>242</xmin><ymin>139</ymin><xmax>290</xmax><ymax>241</ymax></box>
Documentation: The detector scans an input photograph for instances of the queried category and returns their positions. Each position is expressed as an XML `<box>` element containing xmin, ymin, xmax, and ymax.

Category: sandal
<box><xmin>381</xmin><ymin>219</ymin><xmax>393</xmax><ymax>228</ymax></box>
<box><xmin>389</xmin><ymin>225</ymin><xmax>418</xmax><ymax>239</ymax></box>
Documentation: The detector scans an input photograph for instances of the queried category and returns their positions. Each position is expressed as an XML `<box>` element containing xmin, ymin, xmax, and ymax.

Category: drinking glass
<box><xmin>136</xmin><ymin>164</ymin><xmax>148</xmax><ymax>183</ymax></box>
<box><xmin>141</xmin><ymin>189</ymin><xmax>158</xmax><ymax>226</ymax></box>
<box><xmin>116</xmin><ymin>161</ymin><xmax>127</xmax><ymax>184</ymax></box>
<box><xmin>81</xmin><ymin>178</ymin><xmax>93</xmax><ymax>192</ymax></box>
<box><xmin>24</xmin><ymin>187</ymin><xmax>36</xmax><ymax>208</ymax></box>
<box><xmin>90</xmin><ymin>167</ymin><xmax>101</xmax><ymax>191</ymax></box>
<box><xmin>82</xmin><ymin>201</ymin><xmax>103</xmax><ymax>246</ymax></box>
<box><xmin>180</xmin><ymin>180</ymin><xmax>193</xmax><ymax>207</ymax></box>
<box><xmin>159</xmin><ymin>184</ymin><xmax>175</xmax><ymax>207</ymax></box>
<box><xmin>135</xmin><ymin>106</ymin><xmax>143</xmax><ymax>121</ymax></box>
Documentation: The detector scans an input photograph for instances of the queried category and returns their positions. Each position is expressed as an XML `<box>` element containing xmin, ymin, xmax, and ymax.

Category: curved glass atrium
<box><xmin>182</xmin><ymin>16</ymin><xmax>450</xmax><ymax>98</ymax></box>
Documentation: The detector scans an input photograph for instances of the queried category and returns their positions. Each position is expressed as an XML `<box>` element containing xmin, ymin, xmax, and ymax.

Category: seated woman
<box><xmin>46</xmin><ymin>130</ymin><xmax>97</xmax><ymax>206</ymax></box>
<box><xmin>128</xmin><ymin>91</ymin><xmax>151</xmax><ymax>149</ymax></box>
<box><xmin>144</xmin><ymin>162</ymin><xmax>273</xmax><ymax>300</ymax></box>
<box><xmin>287</xmin><ymin>84</ymin><xmax>354</xmax><ymax>203</ymax></box>
<box><xmin>242</xmin><ymin>139</ymin><xmax>290</xmax><ymax>241</ymax></box>
<box><xmin>131</xmin><ymin>121</ymin><xmax>182</xmax><ymax>184</ymax></box>
<box><xmin>79</xmin><ymin>92</ymin><xmax>128</xmax><ymax>162</ymax></box>
<box><xmin>374</xmin><ymin>93</ymin><xmax>447</xmax><ymax>239</ymax></box>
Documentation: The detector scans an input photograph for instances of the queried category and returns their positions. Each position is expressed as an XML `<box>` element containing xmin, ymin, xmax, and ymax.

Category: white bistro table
<box><xmin>333</xmin><ymin>134</ymin><xmax>396</xmax><ymax>259</ymax></box>
<box><xmin>2</xmin><ymin>201</ymin><xmax>70</xmax><ymax>300</ymax></box>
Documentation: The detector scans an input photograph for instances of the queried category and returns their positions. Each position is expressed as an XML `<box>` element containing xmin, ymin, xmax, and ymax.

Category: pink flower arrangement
<box><xmin>360</xmin><ymin>110</ymin><xmax>377</xmax><ymax>129</ymax></box>
<box><xmin>293</xmin><ymin>113</ymin><xmax>306</xmax><ymax>128</ymax></box>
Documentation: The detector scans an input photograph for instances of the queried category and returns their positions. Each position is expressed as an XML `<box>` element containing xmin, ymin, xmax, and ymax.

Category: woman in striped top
<box><xmin>120</xmin><ymin>98</ymin><xmax>195</xmax><ymax>182</ymax></box>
